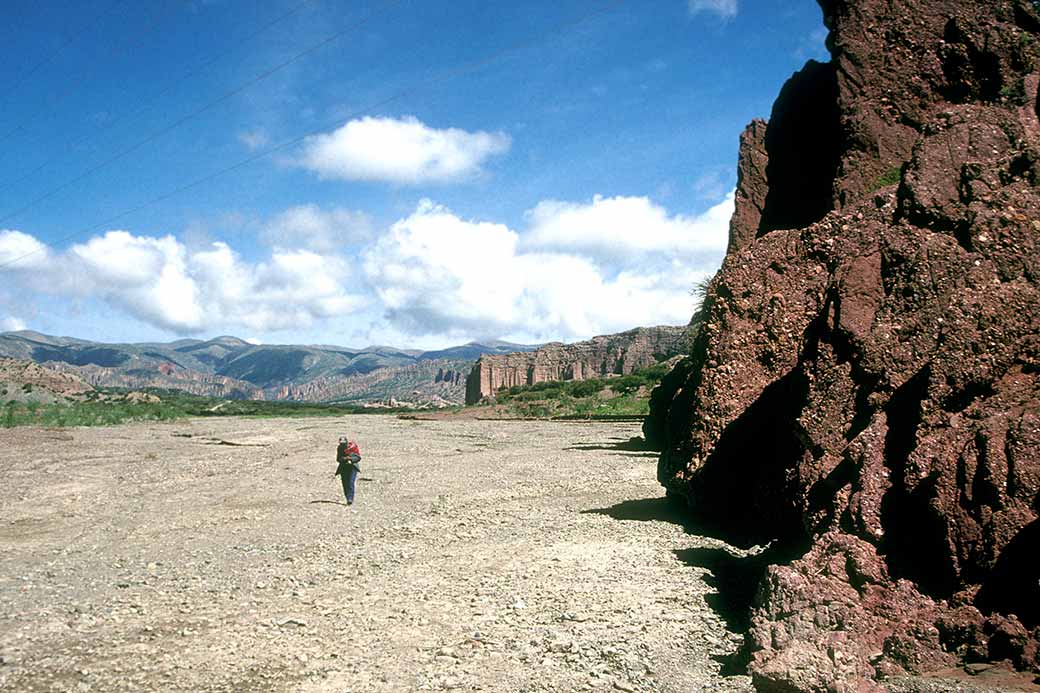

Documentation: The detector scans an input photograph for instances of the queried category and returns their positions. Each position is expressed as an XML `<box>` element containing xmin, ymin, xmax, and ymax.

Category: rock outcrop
<box><xmin>435</xmin><ymin>368</ymin><xmax>464</xmax><ymax>386</ymax></box>
<box><xmin>648</xmin><ymin>0</ymin><xmax>1040</xmax><ymax>689</ymax></box>
<box><xmin>465</xmin><ymin>326</ymin><xmax>689</xmax><ymax>405</ymax></box>
<box><xmin>0</xmin><ymin>358</ymin><xmax>94</xmax><ymax>404</ymax></box>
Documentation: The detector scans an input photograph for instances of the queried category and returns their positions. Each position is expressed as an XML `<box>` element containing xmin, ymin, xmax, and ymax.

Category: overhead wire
<box><xmin>0</xmin><ymin>0</ymin><xmax>319</xmax><ymax>194</ymax></box>
<box><xmin>0</xmin><ymin>0</ymin><xmax>182</xmax><ymax>145</ymax></box>
<box><xmin>0</xmin><ymin>0</ymin><xmax>405</xmax><ymax>227</ymax></box>
<box><xmin>0</xmin><ymin>0</ymin><xmax>628</xmax><ymax>271</ymax></box>
<box><xmin>0</xmin><ymin>0</ymin><xmax>127</xmax><ymax>96</ymax></box>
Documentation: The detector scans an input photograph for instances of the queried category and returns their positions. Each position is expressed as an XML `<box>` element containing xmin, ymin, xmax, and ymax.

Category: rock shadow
<box><xmin>585</xmin><ymin>496</ymin><xmax>798</xmax><ymax>677</ymax></box>
<box><xmin>567</xmin><ymin>436</ymin><xmax>658</xmax><ymax>457</ymax></box>
<box><xmin>672</xmin><ymin>545</ymin><xmax>791</xmax><ymax>676</ymax></box>
<box><xmin>582</xmin><ymin>494</ymin><xmax>695</xmax><ymax>530</ymax></box>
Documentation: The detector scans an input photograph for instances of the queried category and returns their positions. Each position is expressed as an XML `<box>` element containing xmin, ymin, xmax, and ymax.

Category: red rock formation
<box><xmin>465</xmin><ymin>326</ymin><xmax>689</xmax><ymax>405</ymax></box>
<box><xmin>728</xmin><ymin>119</ymin><xmax>769</xmax><ymax>254</ymax></box>
<box><xmin>0</xmin><ymin>358</ymin><xmax>94</xmax><ymax>400</ymax></box>
<box><xmin>649</xmin><ymin>0</ymin><xmax>1040</xmax><ymax>688</ymax></box>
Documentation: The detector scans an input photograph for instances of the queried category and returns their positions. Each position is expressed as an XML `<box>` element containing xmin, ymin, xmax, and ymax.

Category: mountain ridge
<box><xmin>0</xmin><ymin>330</ymin><xmax>546</xmax><ymax>405</ymax></box>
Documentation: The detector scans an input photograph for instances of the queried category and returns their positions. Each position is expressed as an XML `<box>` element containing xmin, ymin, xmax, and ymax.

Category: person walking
<box><xmin>334</xmin><ymin>436</ymin><xmax>362</xmax><ymax>505</ymax></box>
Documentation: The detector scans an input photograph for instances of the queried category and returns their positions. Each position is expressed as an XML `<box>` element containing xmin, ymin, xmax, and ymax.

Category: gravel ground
<box><xmin>0</xmin><ymin>416</ymin><xmax>753</xmax><ymax>692</ymax></box>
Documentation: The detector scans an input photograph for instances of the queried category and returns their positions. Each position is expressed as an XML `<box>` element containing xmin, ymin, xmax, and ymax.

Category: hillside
<box><xmin>0</xmin><ymin>331</ymin><xmax>542</xmax><ymax>406</ymax></box>
<box><xmin>0</xmin><ymin>358</ymin><xmax>94</xmax><ymax>405</ymax></box>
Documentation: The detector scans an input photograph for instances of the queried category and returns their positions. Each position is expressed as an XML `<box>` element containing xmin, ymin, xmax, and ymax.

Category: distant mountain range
<box><xmin>0</xmin><ymin>331</ymin><xmax>541</xmax><ymax>405</ymax></box>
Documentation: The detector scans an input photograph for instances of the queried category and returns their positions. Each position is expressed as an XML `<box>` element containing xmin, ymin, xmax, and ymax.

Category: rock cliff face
<box><xmin>649</xmin><ymin>0</ymin><xmax>1040</xmax><ymax>689</ymax></box>
<box><xmin>465</xmin><ymin>326</ymin><xmax>689</xmax><ymax>405</ymax></box>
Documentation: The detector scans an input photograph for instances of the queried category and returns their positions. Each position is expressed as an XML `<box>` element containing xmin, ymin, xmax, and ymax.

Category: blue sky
<box><xmin>0</xmin><ymin>0</ymin><xmax>827</xmax><ymax>349</ymax></box>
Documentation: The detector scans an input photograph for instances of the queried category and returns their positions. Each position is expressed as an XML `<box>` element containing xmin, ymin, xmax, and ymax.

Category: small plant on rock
<box><xmin>872</xmin><ymin>165</ymin><xmax>903</xmax><ymax>191</ymax></box>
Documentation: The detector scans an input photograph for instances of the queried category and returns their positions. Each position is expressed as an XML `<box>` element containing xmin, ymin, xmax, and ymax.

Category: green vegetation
<box><xmin>691</xmin><ymin>275</ymin><xmax>713</xmax><ymax>302</ymax></box>
<box><xmin>871</xmin><ymin>165</ymin><xmax>903</xmax><ymax>191</ymax></box>
<box><xmin>0</xmin><ymin>388</ymin><xmax>419</xmax><ymax>429</ymax></box>
<box><xmin>1000</xmin><ymin>77</ymin><xmax>1029</xmax><ymax>105</ymax></box>
<box><xmin>490</xmin><ymin>361</ymin><xmax>675</xmax><ymax>419</ymax></box>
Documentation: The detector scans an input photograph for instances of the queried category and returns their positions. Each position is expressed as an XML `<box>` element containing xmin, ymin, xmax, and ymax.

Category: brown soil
<box><xmin>0</xmin><ymin>416</ymin><xmax>751</xmax><ymax>692</ymax></box>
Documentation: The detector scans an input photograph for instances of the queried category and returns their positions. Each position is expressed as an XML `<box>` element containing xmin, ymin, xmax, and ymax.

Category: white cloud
<box><xmin>237</xmin><ymin>129</ymin><xmax>269</xmax><ymax>151</ymax></box>
<box><xmin>296</xmin><ymin>116</ymin><xmax>511</xmax><ymax>184</ymax></box>
<box><xmin>523</xmin><ymin>193</ymin><xmax>733</xmax><ymax>265</ymax></box>
<box><xmin>261</xmin><ymin>205</ymin><xmax>373</xmax><ymax>253</ymax></box>
<box><xmin>362</xmin><ymin>199</ymin><xmax>720</xmax><ymax>341</ymax></box>
<box><xmin>2</xmin><ymin>189</ymin><xmax>731</xmax><ymax>344</ymax></box>
<box><xmin>688</xmin><ymin>0</ymin><xmax>738</xmax><ymax>19</ymax></box>
<box><xmin>0</xmin><ymin>230</ymin><xmax>365</xmax><ymax>334</ymax></box>
<box><xmin>1</xmin><ymin>316</ymin><xmax>27</xmax><ymax>332</ymax></box>
<box><xmin>692</xmin><ymin>169</ymin><xmax>733</xmax><ymax>201</ymax></box>
<box><xmin>0</xmin><ymin>230</ymin><xmax>50</xmax><ymax>269</ymax></box>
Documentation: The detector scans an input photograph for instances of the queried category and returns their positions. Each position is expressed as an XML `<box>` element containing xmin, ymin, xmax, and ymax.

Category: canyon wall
<box><xmin>648</xmin><ymin>0</ymin><xmax>1040</xmax><ymax>689</ymax></box>
<box><xmin>465</xmin><ymin>326</ymin><xmax>689</xmax><ymax>404</ymax></box>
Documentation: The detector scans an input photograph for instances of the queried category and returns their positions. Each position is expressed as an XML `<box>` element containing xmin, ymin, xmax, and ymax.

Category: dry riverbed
<box><xmin>0</xmin><ymin>416</ymin><xmax>752</xmax><ymax>692</ymax></box>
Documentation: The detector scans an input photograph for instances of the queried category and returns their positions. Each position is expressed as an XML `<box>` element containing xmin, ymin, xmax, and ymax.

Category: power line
<box><xmin>0</xmin><ymin>0</ymin><xmax>180</xmax><ymax>146</ymax></box>
<box><xmin>0</xmin><ymin>0</ymin><xmax>405</xmax><ymax>227</ymax></box>
<box><xmin>0</xmin><ymin>0</ymin><xmax>127</xmax><ymax>96</ymax></box>
<box><xmin>0</xmin><ymin>0</ymin><xmax>318</xmax><ymax>194</ymax></box>
<box><xmin>0</xmin><ymin>0</ymin><xmax>627</xmax><ymax>272</ymax></box>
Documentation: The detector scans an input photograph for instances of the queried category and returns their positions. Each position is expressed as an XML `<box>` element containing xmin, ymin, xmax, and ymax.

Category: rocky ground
<box><xmin>0</xmin><ymin>416</ymin><xmax>753</xmax><ymax>692</ymax></box>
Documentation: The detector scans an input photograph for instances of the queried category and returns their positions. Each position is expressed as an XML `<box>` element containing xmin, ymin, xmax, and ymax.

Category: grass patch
<box><xmin>0</xmin><ymin>388</ymin><xmax>424</xmax><ymax>429</ymax></box>
<box><xmin>488</xmin><ymin>361</ymin><xmax>674</xmax><ymax>419</ymax></box>
<box><xmin>871</xmin><ymin>165</ymin><xmax>903</xmax><ymax>191</ymax></box>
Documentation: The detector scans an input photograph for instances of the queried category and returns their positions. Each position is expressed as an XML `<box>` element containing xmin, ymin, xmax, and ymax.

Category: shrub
<box><xmin>609</xmin><ymin>374</ymin><xmax>645</xmax><ymax>395</ymax></box>
<box><xmin>567</xmin><ymin>379</ymin><xmax>604</xmax><ymax>398</ymax></box>
<box><xmin>872</xmin><ymin>165</ymin><xmax>903</xmax><ymax>190</ymax></box>
<box><xmin>691</xmin><ymin>276</ymin><xmax>713</xmax><ymax>302</ymax></box>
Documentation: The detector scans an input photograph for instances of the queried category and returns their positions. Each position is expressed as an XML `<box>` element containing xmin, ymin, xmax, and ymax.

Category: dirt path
<box><xmin>0</xmin><ymin>416</ymin><xmax>752</xmax><ymax>692</ymax></box>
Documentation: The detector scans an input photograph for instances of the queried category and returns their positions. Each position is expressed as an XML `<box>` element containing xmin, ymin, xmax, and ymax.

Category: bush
<box><xmin>567</xmin><ymin>379</ymin><xmax>604</xmax><ymax>398</ymax></box>
<box><xmin>609</xmin><ymin>374</ymin><xmax>644</xmax><ymax>395</ymax></box>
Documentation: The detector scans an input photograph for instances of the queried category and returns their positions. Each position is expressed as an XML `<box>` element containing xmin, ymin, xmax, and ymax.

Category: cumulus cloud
<box><xmin>362</xmin><ymin>200</ymin><xmax>722</xmax><ymax>341</ymax></box>
<box><xmin>688</xmin><ymin>0</ymin><xmax>738</xmax><ymax>19</ymax></box>
<box><xmin>296</xmin><ymin>116</ymin><xmax>511</xmax><ymax>184</ymax></box>
<box><xmin>523</xmin><ymin>193</ymin><xmax>733</xmax><ymax>265</ymax></box>
<box><xmin>1</xmin><ymin>316</ymin><xmax>27</xmax><ymax>332</ymax></box>
<box><xmin>0</xmin><ymin>229</ymin><xmax>51</xmax><ymax>269</ymax></box>
<box><xmin>2</xmin><ymin>190</ymin><xmax>730</xmax><ymax>343</ymax></box>
<box><xmin>0</xmin><ymin>229</ymin><xmax>365</xmax><ymax>334</ymax></box>
<box><xmin>261</xmin><ymin>205</ymin><xmax>373</xmax><ymax>253</ymax></box>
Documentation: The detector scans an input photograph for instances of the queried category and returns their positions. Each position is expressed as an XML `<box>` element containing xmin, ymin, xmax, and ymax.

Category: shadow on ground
<box><xmin>582</xmin><ymin>495</ymin><xmax>694</xmax><ymax>529</ymax></box>
<box><xmin>585</xmin><ymin>492</ymin><xmax>796</xmax><ymax>678</ymax></box>
<box><xmin>671</xmin><ymin>545</ymin><xmax>796</xmax><ymax>675</ymax></box>
<box><xmin>567</xmin><ymin>436</ymin><xmax>659</xmax><ymax>458</ymax></box>
<box><xmin>309</xmin><ymin>499</ymin><xmax>351</xmax><ymax>507</ymax></box>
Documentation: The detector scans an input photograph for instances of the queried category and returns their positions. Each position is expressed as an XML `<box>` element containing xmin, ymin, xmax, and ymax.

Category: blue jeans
<box><xmin>340</xmin><ymin>467</ymin><xmax>358</xmax><ymax>503</ymax></box>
